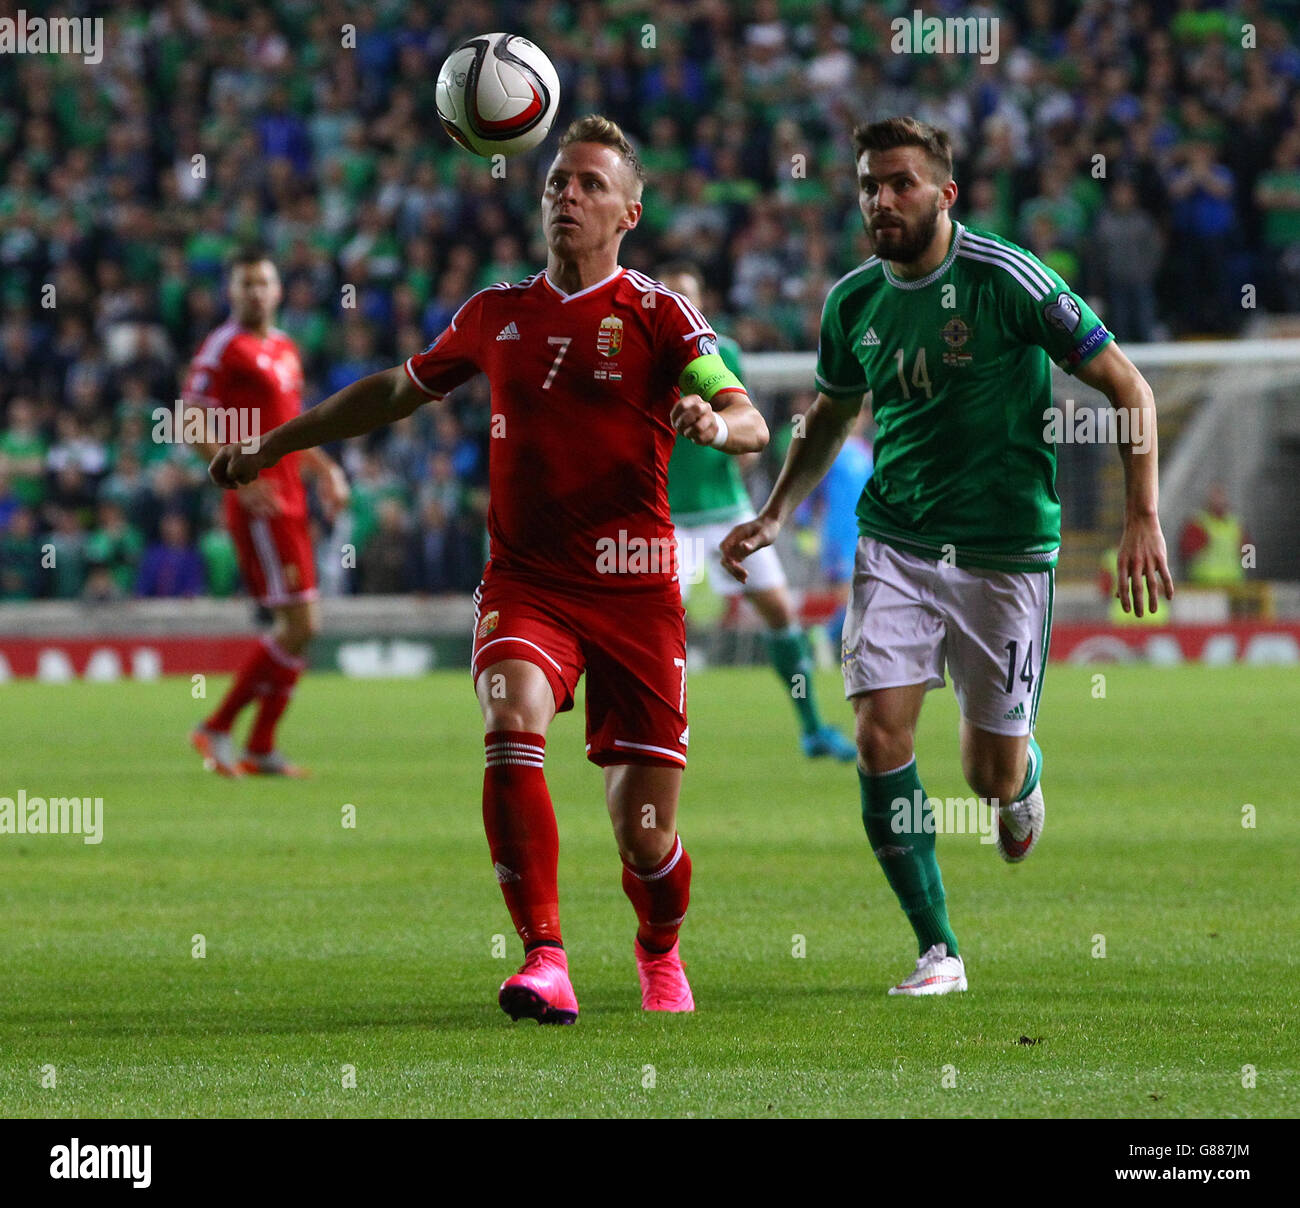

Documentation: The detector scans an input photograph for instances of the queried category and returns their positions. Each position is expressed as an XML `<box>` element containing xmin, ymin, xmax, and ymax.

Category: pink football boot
<box><xmin>635</xmin><ymin>939</ymin><xmax>695</xmax><ymax>1012</ymax></box>
<box><xmin>498</xmin><ymin>946</ymin><xmax>579</xmax><ymax>1025</ymax></box>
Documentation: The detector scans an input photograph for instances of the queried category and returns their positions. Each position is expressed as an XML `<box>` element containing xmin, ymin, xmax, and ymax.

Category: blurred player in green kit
<box><xmin>661</xmin><ymin>263</ymin><xmax>856</xmax><ymax>762</ymax></box>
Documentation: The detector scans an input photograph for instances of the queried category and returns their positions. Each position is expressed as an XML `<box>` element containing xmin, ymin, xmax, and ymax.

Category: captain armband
<box><xmin>678</xmin><ymin>353</ymin><xmax>745</xmax><ymax>404</ymax></box>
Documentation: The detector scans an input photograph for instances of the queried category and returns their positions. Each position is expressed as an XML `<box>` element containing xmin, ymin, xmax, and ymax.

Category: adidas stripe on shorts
<box><xmin>840</xmin><ymin>537</ymin><xmax>1053</xmax><ymax>737</ymax></box>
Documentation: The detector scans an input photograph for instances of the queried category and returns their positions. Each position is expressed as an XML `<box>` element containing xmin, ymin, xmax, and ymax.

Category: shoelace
<box><xmin>919</xmin><ymin>943</ymin><xmax>947</xmax><ymax>967</ymax></box>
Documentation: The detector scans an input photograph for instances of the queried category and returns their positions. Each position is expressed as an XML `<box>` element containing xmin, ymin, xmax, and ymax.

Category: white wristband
<box><xmin>709</xmin><ymin>411</ymin><xmax>730</xmax><ymax>449</ymax></box>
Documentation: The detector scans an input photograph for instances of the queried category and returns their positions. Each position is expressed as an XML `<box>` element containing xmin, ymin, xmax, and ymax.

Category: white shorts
<box><xmin>841</xmin><ymin>537</ymin><xmax>1053</xmax><ymax>736</ymax></box>
<box><xmin>675</xmin><ymin>513</ymin><xmax>787</xmax><ymax>601</ymax></box>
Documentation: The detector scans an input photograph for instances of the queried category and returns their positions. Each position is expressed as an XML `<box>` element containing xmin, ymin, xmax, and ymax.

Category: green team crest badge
<box><xmin>941</xmin><ymin>315</ymin><xmax>973</xmax><ymax>367</ymax></box>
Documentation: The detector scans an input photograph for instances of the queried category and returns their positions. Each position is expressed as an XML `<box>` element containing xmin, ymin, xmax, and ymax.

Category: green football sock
<box><xmin>1013</xmin><ymin>735</ymin><xmax>1043</xmax><ymax>802</ymax></box>
<box><xmin>765</xmin><ymin>626</ymin><xmax>823</xmax><ymax>737</ymax></box>
<box><xmin>858</xmin><ymin>759</ymin><xmax>959</xmax><ymax>957</ymax></box>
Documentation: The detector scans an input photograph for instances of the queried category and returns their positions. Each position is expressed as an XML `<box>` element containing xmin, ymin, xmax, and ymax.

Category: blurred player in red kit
<box><xmin>187</xmin><ymin>248</ymin><xmax>349</xmax><ymax>778</ymax></box>
<box><xmin>208</xmin><ymin>118</ymin><xmax>768</xmax><ymax>1021</ymax></box>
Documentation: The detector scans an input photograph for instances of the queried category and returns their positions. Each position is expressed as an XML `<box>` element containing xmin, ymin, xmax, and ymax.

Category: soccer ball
<box><xmin>436</xmin><ymin>33</ymin><xmax>561</xmax><ymax>159</ymax></box>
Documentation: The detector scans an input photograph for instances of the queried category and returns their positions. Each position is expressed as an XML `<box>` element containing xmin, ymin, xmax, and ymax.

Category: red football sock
<box><xmin>246</xmin><ymin>641</ymin><xmax>304</xmax><ymax>755</ymax></box>
<box><xmin>622</xmin><ymin>834</ymin><xmax>692</xmax><ymax>953</ymax></box>
<box><xmin>205</xmin><ymin>637</ymin><xmax>280</xmax><ymax>732</ymax></box>
<box><xmin>482</xmin><ymin>731</ymin><xmax>562</xmax><ymax>949</ymax></box>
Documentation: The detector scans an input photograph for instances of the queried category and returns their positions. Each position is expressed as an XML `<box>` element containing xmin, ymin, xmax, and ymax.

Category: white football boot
<box><xmin>888</xmin><ymin>942</ymin><xmax>968</xmax><ymax>996</ymax></box>
<box><xmin>997</xmin><ymin>784</ymin><xmax>1044</xmax><ymax>863</ymax></box>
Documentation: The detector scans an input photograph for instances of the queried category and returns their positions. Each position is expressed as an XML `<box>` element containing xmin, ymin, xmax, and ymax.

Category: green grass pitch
<box><xmin>0</xmin><ymin>664</ymin><xmax>1295</xmax><ymax>1118</ymax></box>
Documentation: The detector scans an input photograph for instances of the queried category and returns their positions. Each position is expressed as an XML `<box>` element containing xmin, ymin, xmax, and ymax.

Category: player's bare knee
<box><xmin>616</xmin><ymin>826</ymin><xmax>674</xmax><ymax>869</ymax></box>
<box><xmin>480</xmin><ymin>685</ymin><xmax>552</xmax><ymax>733</ymax></box>
<box><xmin>965</xmin><ymin>765</ymin><xmax>1019</xmax><ymax>806</ymax></box>
<box><xmin>855</xmin><ymin>715</ymin><xmax>914</xmax><ymax>772</ymax></box>
<box><xmin>476</xmin><ymin>661</ymin><xmax>555</xmax><ymax>733</ymax></box>
<box><xmin>482</xmin><ymin>703</ymin><xmax>547</xmax><ymax>733</ymax></box>
<box><xmin>962</xmin><ymin>741</ymin><xmax>1026</xmax><ymax>805</ymax></box>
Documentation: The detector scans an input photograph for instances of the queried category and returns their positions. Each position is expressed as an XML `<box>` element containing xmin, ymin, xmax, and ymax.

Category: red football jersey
<box><xmin>405</xmin><ymin>267</ymin><xmax>719</xmax><ymax>591</ymax></box>
<box><xmin>185</xmin><ymin>321</ymin><xmax>307</xmax><ymax>519</ymax></box>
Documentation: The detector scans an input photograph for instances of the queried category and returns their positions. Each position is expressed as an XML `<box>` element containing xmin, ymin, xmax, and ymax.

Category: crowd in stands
<box><xmin>3</xmin><ymin>0</ymin><xmax>1300</xmax><ymax>600</ymax></box>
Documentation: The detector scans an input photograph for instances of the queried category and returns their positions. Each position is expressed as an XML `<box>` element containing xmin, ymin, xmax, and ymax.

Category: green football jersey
<box><xmin>667</xmin><ymin>334</ymin><xmax>753</xmax><ymax>526</ymax></box>
<box><xmin>816</xmin><ymin>220</ymin><xmax>1113</xmax><ymax>572</ymax></box>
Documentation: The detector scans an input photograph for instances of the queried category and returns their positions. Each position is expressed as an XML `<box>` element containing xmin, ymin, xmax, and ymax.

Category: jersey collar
<box><xmin>542</xmin><ymin>266</ymin><xmax>625</xmax><ymax>302</ymax></box>
<box><xmin>881</xmin><ymin>220</ymin><xmax>964</xmax><ymax>291</ymax></box>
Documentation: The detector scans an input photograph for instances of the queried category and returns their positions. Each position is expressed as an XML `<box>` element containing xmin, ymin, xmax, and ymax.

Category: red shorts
<box><xmin>226</xmin><ymin>500</ymin><xmax>318</xmax><ymax>607</ymax></box>
<box><xmin>471</xmin><ymin>566</ymin><xmax>688</xmax><ymax>768</ymax></box>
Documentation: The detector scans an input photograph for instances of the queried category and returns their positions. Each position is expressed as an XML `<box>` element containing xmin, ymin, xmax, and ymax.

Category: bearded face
<box><xmin>857</xmin><ymin>146</ymin><xmax>950</xmax><ymax>265</ymax></box>
<box><xmin>865</xmin><ymin>193</ymin><xmax>943</xmax><ymax>264</ymax></box>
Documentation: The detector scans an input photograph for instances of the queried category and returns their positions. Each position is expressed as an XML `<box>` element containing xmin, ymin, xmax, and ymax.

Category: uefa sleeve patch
<box><xmin>1042</xmin><ymin>292</ymin><xmax>1082</xmax><ymax>334</ymax></box>
<box><xmin>1064</xmin><ymin>325</ymin><xmax>1112</xmax><ymax>367</ymax></box>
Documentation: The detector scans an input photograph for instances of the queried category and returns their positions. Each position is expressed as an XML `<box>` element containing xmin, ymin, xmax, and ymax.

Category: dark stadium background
<box><xmin>2</xmin><ymin>0</ymin><xmax>1299</xmax><ymax>673</ymax></box>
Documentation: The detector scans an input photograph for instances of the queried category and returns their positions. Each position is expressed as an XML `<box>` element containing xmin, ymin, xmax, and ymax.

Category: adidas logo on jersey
<box><xmin>860</xmin><ymin>327</ymin><xmax>880</xmax><ymax>346</ymax></box>
<box><xmin>1003</xmin><ymin>702</ymin><xmax>1026</xmax><ymax>721</ymax></box>
<box><xmin>496</xmin><ymin>322</ymin><xmax>520</xmax><ymax>341</ymax></box>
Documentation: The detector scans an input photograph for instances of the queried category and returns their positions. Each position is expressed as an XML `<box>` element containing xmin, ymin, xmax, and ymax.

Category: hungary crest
<box><xmin>597</xmin><ymin>315</ymin><xmax>623</xmax><ymax>357</ymax></box>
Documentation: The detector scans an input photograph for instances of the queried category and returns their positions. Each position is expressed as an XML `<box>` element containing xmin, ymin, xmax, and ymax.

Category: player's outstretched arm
<box><xmin>1074</xmin><ymin>341</ymin><xmax>1175</xmax><ymax>617</ymax></box>
<box><xmin>209</xmin><ymin>366</ymin><xmax>425</xmax><ymax>489</ymax></box>
<box><xmin>719</xmin><ymin>390</ymin><xmax>863</xmax><ymax>583</ymax></box>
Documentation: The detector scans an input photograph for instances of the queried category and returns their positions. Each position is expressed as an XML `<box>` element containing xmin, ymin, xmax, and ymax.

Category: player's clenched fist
<box><xmin>671</xmin><ymin>393</ymin><xmax>721</xmax><ymax>446</ymax></box>
<box><xmin>209</xmin><ymin>444</ymin><xmax>273</xmax><ymax>489</ymax></box>
<box><xmin>719</xmin><ymin>513</ymin><xmax>781</xmax><ymax>584</ymax></box>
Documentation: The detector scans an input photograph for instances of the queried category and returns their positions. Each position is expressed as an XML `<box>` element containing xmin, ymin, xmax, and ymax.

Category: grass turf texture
<box><xmin>0</xmin><ymin>665</ymin><xmax>1295</xmax><ymax>1118</ymax></box>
